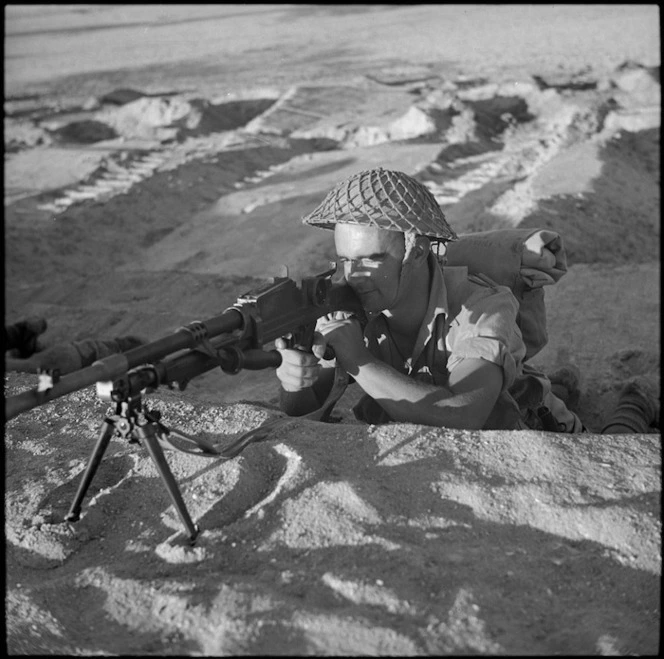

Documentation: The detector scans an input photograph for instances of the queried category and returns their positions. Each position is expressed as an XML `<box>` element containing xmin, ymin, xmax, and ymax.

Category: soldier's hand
<box><xmin>275</xmin><ymin>337</ymin><xmax>322</xmax><ymax>392</ymax></box>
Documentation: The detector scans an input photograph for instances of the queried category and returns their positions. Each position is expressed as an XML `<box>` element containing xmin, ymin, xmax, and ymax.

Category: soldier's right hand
<box><xmin>275</xmin><ymin>337</ymin><xmax>322</xmax><ymax>392</ymax></box>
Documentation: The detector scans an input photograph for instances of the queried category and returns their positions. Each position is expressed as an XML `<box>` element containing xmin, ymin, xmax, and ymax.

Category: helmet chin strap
<box><xmin>383</xmin><ymin>239</ymin><xmax>419</xmax><ymax>317</ymax></box>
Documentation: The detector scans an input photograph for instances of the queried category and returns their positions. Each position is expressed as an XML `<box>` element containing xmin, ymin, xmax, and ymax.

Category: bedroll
<box><xmin>444</xmin><ymin>228</ymin><xmax>567</xmax><ymax>361</ymax></box>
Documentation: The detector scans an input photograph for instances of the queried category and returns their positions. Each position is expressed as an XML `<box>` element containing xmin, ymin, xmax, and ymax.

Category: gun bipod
<box><xmin>64</xmin><ymin>392</ymin><xmax>200</xmax><ymax>544</ymax></box>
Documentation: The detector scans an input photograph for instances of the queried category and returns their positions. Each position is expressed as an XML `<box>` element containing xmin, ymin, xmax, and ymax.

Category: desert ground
<box><xmin>4</xmin><ymin>4</ymin><xmax>661</xmax><ymax>655</ymax></box>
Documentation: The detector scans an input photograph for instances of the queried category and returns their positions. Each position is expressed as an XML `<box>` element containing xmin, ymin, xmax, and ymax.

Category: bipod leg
<box><xmin>65</xmin><ymin>418</ymin><xmax>115</xmax><ymax>522</ymax></box>
<box><xmin>137</xmin><ymin>423</ymin><xmax>200</xmax><ymax>544</ymax></box>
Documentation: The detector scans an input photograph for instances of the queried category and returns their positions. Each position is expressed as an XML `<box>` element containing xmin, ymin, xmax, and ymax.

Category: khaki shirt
<box><xmin>353</xmin><ymin>253</ymin><xmax>528</xmax><ymax>429</ymax></box>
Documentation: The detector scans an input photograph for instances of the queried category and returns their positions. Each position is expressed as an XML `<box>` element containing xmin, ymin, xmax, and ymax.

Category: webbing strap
<box><xmin>154</xmin><ymin>365</ymin><xmax>351</xmax><ymax>459</ymax></box>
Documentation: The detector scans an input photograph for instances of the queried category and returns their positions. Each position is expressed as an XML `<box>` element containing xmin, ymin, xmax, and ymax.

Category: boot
<box><xmin>601</xmin><ymin>375</ymin><xmax>660</xmax><ymax>433</ymax></box>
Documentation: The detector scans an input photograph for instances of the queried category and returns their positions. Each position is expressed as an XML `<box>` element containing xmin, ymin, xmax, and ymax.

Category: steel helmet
<box><xmin>302</xmin><ymin>167</ymin><xmax>458</xmax><ymax>242</ymax></box>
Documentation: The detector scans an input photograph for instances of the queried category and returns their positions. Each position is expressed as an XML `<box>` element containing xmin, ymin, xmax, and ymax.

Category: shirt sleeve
<box><xmin>445</xmin><ymin>284</ymin><xmax>526</xmax><ymax>391</ymax></box>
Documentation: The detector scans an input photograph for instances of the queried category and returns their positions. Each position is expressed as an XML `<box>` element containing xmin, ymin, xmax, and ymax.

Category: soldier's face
<box><xmin>334</xmin><ymin>224</ymin><xmax>405</xmax><ymax>313</ymax></box>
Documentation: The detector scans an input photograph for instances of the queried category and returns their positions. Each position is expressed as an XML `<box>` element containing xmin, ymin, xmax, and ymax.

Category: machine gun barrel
<box><xmin>5</xmin><ymin>309</ymin><xmax>245</xmax><ymax>421</ymax></box>
<box><xmin>101</xmin><ymin>344</ymin><xmax>283</xmax><ymax>405</ymax></box>
<box><xmin>5</xmin><ymin>268</ymin><xmax>363</xmax><ymax>422</ymax></box>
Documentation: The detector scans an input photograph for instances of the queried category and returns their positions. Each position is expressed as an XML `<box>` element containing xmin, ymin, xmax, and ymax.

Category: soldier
<box><xmin>274</xmin><ymin>167</ymin><xmax>586</xmax><ymax>430</ymax></box>
<box><xmin>275</xmin><ymin>167</ymin><xmax>659</xmax><ymax>433</ymax></box>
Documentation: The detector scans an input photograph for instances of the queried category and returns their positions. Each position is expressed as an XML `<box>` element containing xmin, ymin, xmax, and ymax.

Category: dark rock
<box><xmin>532</xmin><ymin>71</ymin><xmax>598</xmax><ymax>91</ymax></box>
<box><xmin>176</xmin><ymin>98</ymin><xmax>277</xmax><ymax>139</ymax></box>
<box><xmin>100</xmin><ymin>88</ymin><xmax>147</xmax><ymax>106</ymax></box>
<box><xmin>290</xmin><ymin>137</ymin><xmax>340</xmax><ymax>152</ymax></box>
<box><xmin>466</xmin><ymin>95</ymin><xmax>535</xmax><ymax>140</ymax></box>
<box><xmin>50</xmin><ymin>120</ymin><xmax>118</xmax><ymax>144</ymax></box>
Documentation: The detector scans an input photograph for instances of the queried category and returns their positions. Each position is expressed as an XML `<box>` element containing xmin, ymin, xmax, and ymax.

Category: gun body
<box><xmin>5</xmin><ymin>269</ymin><xmax>363</xmax><ymax>420</ymax></box>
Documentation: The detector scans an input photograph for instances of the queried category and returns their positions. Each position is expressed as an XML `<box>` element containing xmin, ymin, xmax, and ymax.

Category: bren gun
<box><xmin>5</xmin><ymin>268</ymin><xmax>363</xmax><ymax>543</ymax></box>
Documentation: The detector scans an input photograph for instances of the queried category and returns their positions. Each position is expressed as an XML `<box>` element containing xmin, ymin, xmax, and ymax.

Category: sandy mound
<box><xmin>5</xmin><ymin>377</ymin><xmax>661</xmax><ymax>654</ymax></box>
<box><xmin>4</xmin><ymin>5</ymin><xmax>661</xmax><ymax>656</ymax></box>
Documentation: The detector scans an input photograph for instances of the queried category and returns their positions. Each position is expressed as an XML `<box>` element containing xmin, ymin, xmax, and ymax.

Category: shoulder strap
<box><xmin>466</xmin><ymin>272</ymin><xmax>500</xmax><ymax>289</ymax></box>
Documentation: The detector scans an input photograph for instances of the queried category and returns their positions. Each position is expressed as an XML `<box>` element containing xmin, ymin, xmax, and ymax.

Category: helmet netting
<box><xmin>302</xmin><ymin>167</ymin><xmax>458</xmax><ymax>242</ymax></box>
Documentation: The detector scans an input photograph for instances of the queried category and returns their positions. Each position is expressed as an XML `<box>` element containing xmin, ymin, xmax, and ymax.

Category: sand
<box><xmin>4</xmin><ymin>5</ymin><xmax>661</xmax><ymax>655</ymax></box>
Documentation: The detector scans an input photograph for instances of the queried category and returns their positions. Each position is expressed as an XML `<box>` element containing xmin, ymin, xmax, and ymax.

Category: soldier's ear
<box><xmin>414</xmin><ymin>236</ymin><xmax>431</xmax><ymax>262</ymax></box>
